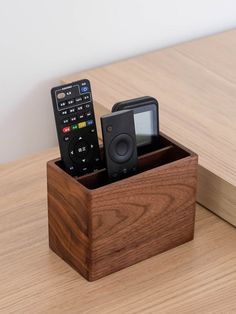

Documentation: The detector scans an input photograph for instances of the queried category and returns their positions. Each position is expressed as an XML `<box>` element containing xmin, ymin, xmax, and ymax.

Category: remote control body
<box><xmin>51</xmin><ymin>79</ymin><xmax>102</xmax><ymax>176</ymax></box>
<box><xmin>101</xmin><ymin>110</ymin><xmax>138</xmax><ymax>181</ymax></box>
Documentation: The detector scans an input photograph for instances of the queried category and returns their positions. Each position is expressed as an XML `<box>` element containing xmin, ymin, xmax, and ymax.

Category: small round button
<box><xmin>74</xmin><ymin>140</ymin><xmax>89</xmax><ymax>158</ymax></box>
<box><xmin>122</xmin><ymin>168</ymin><xmax>128</xmax><ymax>174</ymax></box>
<box><xmin>57</xmin><ymin>92</ymin><xmax>66</xmax><ymax>100</ymax></box>
<box><xmin>64</xmin><ymin>135</ymin><xmax>70</xmax><ymax>142</ymax></box>
<box><xmin>106</xmin><ymin>125</ymin><xmax>113</xmax><ymax>133</ymax></box>
<box><xmin>112</xmin><ymin>172</ymin><xmax>118</xmax><ymax>178</ymax></box>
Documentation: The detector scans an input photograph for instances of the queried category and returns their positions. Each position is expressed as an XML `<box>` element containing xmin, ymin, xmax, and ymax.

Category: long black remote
<box><xmin>51</xmin><ymin>79</ymin><xmax>102</xmax><ymax>176</ymax></box>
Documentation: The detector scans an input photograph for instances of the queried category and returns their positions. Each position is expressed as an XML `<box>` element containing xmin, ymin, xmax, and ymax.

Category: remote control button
<box><xmin>86</xmin><ymin>119</ymin><xmax>94</xmax><ymax>126</ymax></box>
<box><xmin>75</xmin><ymin>97</ymin><xmax>83</xmax><ymax>104</ymax></box>
<box><xmin>69</xmin><ymin>107</ymin><xmax>76</xmax><ymax>114</ymax></box>
<box><xmin>69</xmin><ymin>140</ymin><xmax>89</xmax><ymax>163</ymax></box>
<box><xmin>64</xmin><ymin>135</ymin><xmax>70</xmax><ymax>142</ymax></box>
<box><xmin>106</xmin><ymin>125</ymin><xmax>112</xmax><ymax>132</ymax></box>
<box><xmin>82</xmin><ymin>94</ymin><xmax>91</xmax><ymax>102</ymax></box>
<box><xmin>60</xmin><ymin>109</ymin><xmax>68</xmax><ymax>115</ymax></box>
<box><xmin>68</xmin><ymin>165</ymin><xmax>75</xmax><ymax>171</ymax></box>
<box><xmin>67</xmin><ymin>99</ymin><xmax>75</xmax><ymax>106</ymax></box>
<box><xmin>78</xmin><ymin>121</ymin><xmax>86</xmax><ymax>129</ymax></box>
<box><xmin>85</xmin><ymin>103</ymin><xmax>91</xmax><ymax>108</ymax></box>
<box><xmin>71</xmin><ymin>124</ymin><xmax>78</xmax><ymax>130</ymax></box>
<box><xmin>80</xmin><ymin>86</ymin><xmax>89</xmax><ymax>93</ymax></box>
<box><xmin>78</xmin><ymin>113</ymin><xmax>84</xmax><ymax>119</ymax></box>
<box><xmin>95</xmin><ymin>157</ymin><xmax>100</xmax><ymax>162</ymax></box>
<box><xmin>65</xmin><ymin>90</ymin><xmax>72</xmax><ymax>97</ymax></box>
<box><xmin>80</xmin><ymin>80</ymin><xmax>89</xmax><ymax>86</ymax></box>
<box><xmin>57</xmin><ymin>92</ymin><xmax>66</xmax><ymax>100</ymax></box>
<box><xmin>74</xmin><ymin>140</ymin><xmax>89</xmax><ymax>158</ymax></box>
<box><xmin>85</xmin><ymin>111</ymin><xmax>92</xmax><ymax>117</ymax></box>
<box><xmin>70</xmin><ymin>116</ymin><xmax>77</xmax><ymax>123</ymax></box>
<box><xmin>109</xmin><ymin>134</ymin><xmax>133</xmax><ymax>163</ymax></box>
<box><xmin>77</xmin><ymin>105</ymin><xmax>83</xmax><ymax>111</ymax></box>
<box><xmin>90</xmin><ymin>128</ymin><xmax>95</xmax><ymax>133</ymax></box>
<box><xmin>69</xmin><ymin>149</ymin><xmax>75</xmax><ymax>157</ymax></box>
<box><xmin>62</xmin><ymin>118</ymin><xmax>69</xmax><ymax>124</ymax></box>
<box><xmin>62</xmin><ymin>126</ymin><xmax>70</xmax><ymax>133</ymax></box>
<box><xmin>58</xmin><ymin>101</ymin><xmax>67</xmax><ymax>109</ymax></box>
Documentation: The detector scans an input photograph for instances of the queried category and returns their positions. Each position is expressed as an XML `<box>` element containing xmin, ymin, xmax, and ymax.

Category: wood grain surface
<box><xmin>0</xmin><ymin>147</ymin><xmax>236</xmax><ymax>312</ymax></box>
<box><xmin>48</xmin><ymin>134</ymin><xmax>197</xmax><ymax>281</ymax></box>
<box><xmin>63</xmin><ymin>29</ymin><xmax>236</xmax><ymax>226</ymax></box>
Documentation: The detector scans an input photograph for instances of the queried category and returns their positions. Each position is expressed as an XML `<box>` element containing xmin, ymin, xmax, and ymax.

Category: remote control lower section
<box><xmin>51</xmin><ymin>79</ymin><xmax>102</xmax><ymax>177</ymax></box>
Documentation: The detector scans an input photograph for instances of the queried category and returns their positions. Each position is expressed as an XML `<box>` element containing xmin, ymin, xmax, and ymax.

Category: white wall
<box><xmin>0</xmin><ymin>0</ymin><xmax>236</xmax><ymax>163</ymax></box>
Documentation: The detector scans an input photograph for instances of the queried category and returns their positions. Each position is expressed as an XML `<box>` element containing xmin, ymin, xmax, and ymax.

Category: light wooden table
<box><xmin>1</xmin><ymin>148</ymin><xmax>236</xmax><ymax>313</ymax></box>
<box><xmin>63</xmin><ymin>29</ymin><xmax>236</xmax><ymax>226</ymax></box>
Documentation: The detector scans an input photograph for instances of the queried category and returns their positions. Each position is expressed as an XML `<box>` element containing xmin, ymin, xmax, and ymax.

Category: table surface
<box><xmin>64</xmin><ymin>29</ymin><xmax>236</xmax><ymax>186</ymax></box>
<box><xmin>63</xmin><ymin>28</ymin><xmax>236</xmax><ymax>226</ymax></box>
<box><xmin>1</xmin><ymin>147</ymin><xmax>236</xmax><ymax>314</ymax></box>
<box><xmin>1</xmin><ymin>30</ymin><xmax>236</xmax><ymax>313</ymax></box>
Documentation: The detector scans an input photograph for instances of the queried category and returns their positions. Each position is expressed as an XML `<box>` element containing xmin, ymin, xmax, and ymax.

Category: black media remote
<box><xmin>51</xmin><ymin>79</ymin><xmax>102</xmax><ymax>176</ymax></box>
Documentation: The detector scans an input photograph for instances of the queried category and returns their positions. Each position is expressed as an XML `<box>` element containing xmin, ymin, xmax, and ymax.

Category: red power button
<box><xmin>62</xmin><ymin>126</ymin><xmax>70</xmax><ymax>133</ymax></box>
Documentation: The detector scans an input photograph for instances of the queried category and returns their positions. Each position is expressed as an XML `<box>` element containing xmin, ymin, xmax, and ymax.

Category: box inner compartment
<box><xmin>55</xmin><ymin>134</ymin><xmax>190</xmax><ymax>190</ymax></box>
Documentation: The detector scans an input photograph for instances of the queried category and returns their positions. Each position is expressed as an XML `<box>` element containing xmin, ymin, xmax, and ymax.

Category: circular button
<box><xmin>57</xmin><ymin>92</ymin><xmax>66</xmax><ymax>100</ymax></box>
<box><xmin>74</xmin><ymin>140</ymin><xmax>89</xmax><ymax>158</ymax></box>
<box><xmin>106</xmin><ymin>125</ymin><xmax>113</xmax><ymax>133</ymax></box>
<box><xmin>109</xmin><ymin>134</ymin><xmax>134</xmax><ymax>164</ymax></box>
<box><xmin>116</xmin><ymin>139</ymin><xmax>128</xmax><ymax>156</ymax></box>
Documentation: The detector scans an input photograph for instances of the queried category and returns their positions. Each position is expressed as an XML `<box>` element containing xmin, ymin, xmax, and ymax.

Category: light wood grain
<box><xmin>0</xmin><ymin>147</ymin><xmax>236</xmax><ymax>313</ymax></box>
<box><xmin>175</xmin><ymin>29</ymin><xmax>236</xmax><ymax>84</ymax></box>
<box><xmin>63</xmin><ymin>29</ymin><xmax>236</xmax><ymax>226</ymax></box>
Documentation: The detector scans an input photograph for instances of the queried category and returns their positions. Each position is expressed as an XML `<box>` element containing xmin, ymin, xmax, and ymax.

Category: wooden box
<box><xmin>47</xmin><ymin>133</ymin><xmax>198</xmax><ymax>281</ymax></box>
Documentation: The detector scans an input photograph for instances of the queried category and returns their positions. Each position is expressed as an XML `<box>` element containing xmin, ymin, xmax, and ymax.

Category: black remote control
<box><xmin>51</xmin><ymin>79</ymin><xmax>102</xmax><ymax>176</ymax></box>
<box><xmin>101</xmin><ymin>110</ymin><xmax>138</xmax><ymax>181</ymax></box>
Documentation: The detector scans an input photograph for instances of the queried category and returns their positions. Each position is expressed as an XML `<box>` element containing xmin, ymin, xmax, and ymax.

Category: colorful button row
<box><xmin>62</xmin><ymin>120</ymin><xmax>94</xmax><ymax>133</ymax></box>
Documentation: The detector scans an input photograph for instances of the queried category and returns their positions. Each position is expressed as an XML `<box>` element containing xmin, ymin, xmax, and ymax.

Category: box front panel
<box><xmin>89</xmin><ymin>157</ymin><xmax>197</xmax><ymax>280</ymax></box>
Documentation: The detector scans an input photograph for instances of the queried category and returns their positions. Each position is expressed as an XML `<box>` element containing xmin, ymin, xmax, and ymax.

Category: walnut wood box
<box><xmin>47</xmin><ymin>133</ymin><xmax>198</xmax><ymax>281</ymax></box>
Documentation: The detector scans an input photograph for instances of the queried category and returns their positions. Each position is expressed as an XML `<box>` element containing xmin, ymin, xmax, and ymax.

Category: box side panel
<box><xmin>89</xmin><ymin>156</ymin><xmax>197</xmax><ymax>280</ymax></box>
<box><xmin>47</xmin><ymin>161</ymin><xmax>91</xmax><ymax>280</ymax></box>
